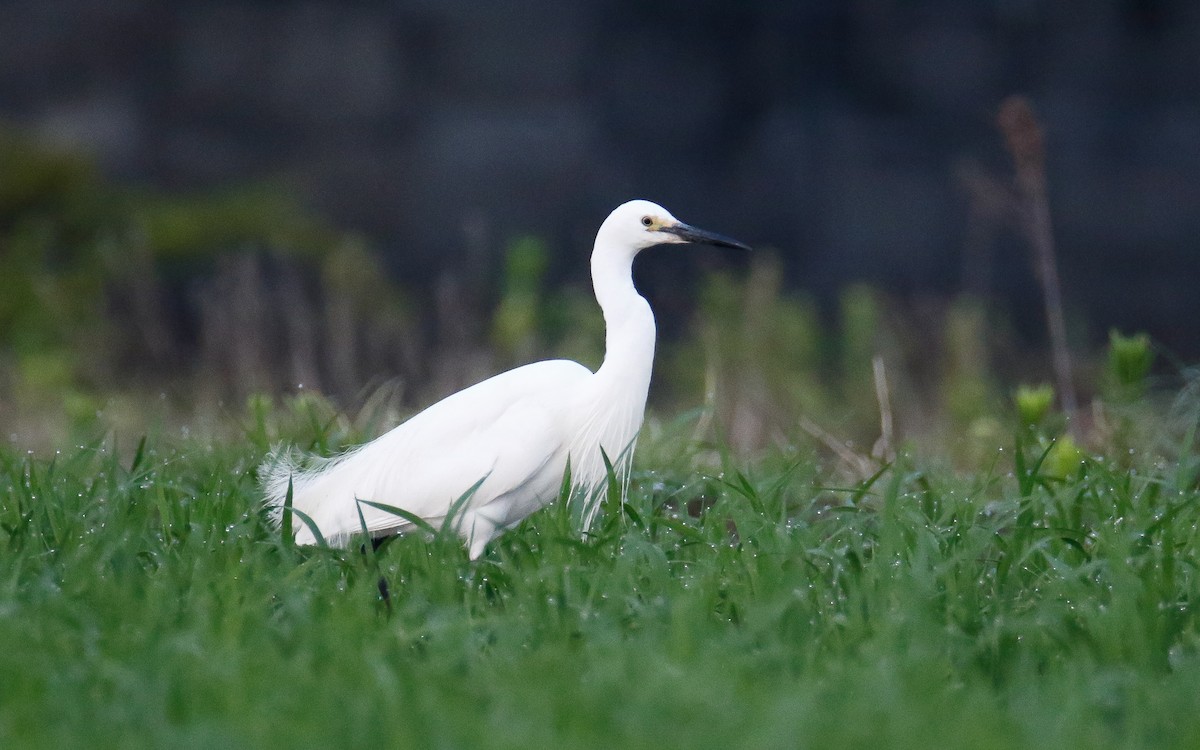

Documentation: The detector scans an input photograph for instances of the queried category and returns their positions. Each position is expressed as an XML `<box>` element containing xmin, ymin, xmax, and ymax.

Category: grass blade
<box><xmin>440</xmin><ymin>473</ymin><xmax>490</xmax><ymax>535</ymax></box>
<box><xmin>281</xmin><ymin>475</ymin><xmax>295</xmax><ymax>546</ymax></box>
<box><xmin>289</xmin><ymin>507</ymin><xmax>328</xmax><ymax>548</ymax></box>
<box><xmin>357</xmin><ymin>499</ymin><xmax>438</xmax><ymax>536</ymax></box>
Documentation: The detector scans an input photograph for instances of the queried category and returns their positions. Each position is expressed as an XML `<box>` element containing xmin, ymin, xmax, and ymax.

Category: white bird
<box><xmin>262</xmin><ymin>200</ymin><xmax>749</xmax><ymax>559</ymax></box>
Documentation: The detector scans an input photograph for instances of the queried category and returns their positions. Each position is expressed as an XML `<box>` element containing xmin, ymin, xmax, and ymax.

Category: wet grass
<box><xmin>1</xmin><ymin>417</ymin><xmax>1198</xmax><ymax>749</ymax></box>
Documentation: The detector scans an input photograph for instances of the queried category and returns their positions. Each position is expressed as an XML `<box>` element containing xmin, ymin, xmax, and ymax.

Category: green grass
<box><xmin>1</xmin><ymin>414</ymin><xmax>1198</xmax><ymax>749</ymax></box>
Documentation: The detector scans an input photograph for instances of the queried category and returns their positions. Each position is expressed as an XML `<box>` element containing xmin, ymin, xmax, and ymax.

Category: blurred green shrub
<box><xmin>490</xmin><ymin>236</ymin><xmax>605</xmax><ymax>371</ymax></box>
<box><xmin>838</xmin><ymin>284</ymin><xmax>880</xmax><ymax>409</ymax></box>
<box><xmin>662</xmin><ymin>255</ymin><xmax>833</xmax><ymax>452</ymax></box>
<box><xmin>0</xmin><ymin>130</ymin><xmax>111</xmax><ymax>361</ymax></box>
<box><xmin>1014</xmin><ymin>383</ymin><xmax>1055</xmax><ymax>428</ymax></box>
<box><xmin>491</xmin><ymin>236</ymin><xmax>548</xmax><ymax>362</ymax></box>
<box><xmin>0</xmin><ymin>126</ymin><xmax>408</xmax><ymax>417</ymax></box>
<box><xmin>542</xmin><ymin>285</ymin><xmax>604</xmax><ymax>372</ymax></box>
<box><xmin>1106</xmin><ymin>329</ymin><xmax>1153</xmax><ymax>400</ymax></box>
<box><xmin>1096</xmin><ymin>330</ymin><xmax>1157</xmax><ymax>461</ymax></box>
<box><xmin>131</xmin><ymin>187</ymin><xmax>331</xmax><ymax>262</ymax></box>
<box><xmin>943</xmin><ymin>296</ymin><xmax>1001</xmax><ymax>427</ymax></box>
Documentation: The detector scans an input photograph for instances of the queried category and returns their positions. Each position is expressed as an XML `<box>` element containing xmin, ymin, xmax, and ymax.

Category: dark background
<box><xmin>2</xmin><ymin>0</ymin><xmax>1197</xmax><ymax>353</ymax></box>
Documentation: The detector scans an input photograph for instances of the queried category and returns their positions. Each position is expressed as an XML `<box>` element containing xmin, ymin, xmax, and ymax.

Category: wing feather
<box><xmin>262</xmin><ymin>360</ymin><xmax>591</xmax><ymax>545</ymax></box>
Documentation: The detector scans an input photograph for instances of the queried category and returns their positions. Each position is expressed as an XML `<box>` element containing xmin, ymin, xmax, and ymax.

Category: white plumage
<box><xmin>261</xmin><ymin>199</ymin><xmax>749</xmax><ymax>559</ymax></box>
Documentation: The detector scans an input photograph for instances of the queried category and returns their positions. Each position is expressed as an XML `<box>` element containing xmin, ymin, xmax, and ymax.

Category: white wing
<box><xmin>262</xmin><ymin>360</ymin><xmax>591</xmax><ymax>548</ymax></box>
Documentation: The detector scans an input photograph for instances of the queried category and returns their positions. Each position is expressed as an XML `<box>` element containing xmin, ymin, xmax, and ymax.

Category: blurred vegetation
<box><xmin>0</xmin><ymin>128</ymin><xmax>423</xmax><ymax>442</ymax></box>
<box><xmin>0</xmin><ymin>128</ymin><xmax>1185</xmax><ymax>477</ymax></box>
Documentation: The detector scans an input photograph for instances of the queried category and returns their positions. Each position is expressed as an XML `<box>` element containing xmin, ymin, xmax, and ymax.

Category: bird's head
<box><xmin>600</xmin><ymin>199</ymin><xmax>752</xmax><ymax>255</ymax></box>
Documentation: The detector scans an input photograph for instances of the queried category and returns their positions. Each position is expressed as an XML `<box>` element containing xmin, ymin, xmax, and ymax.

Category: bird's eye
<box><xmin>640</xmin><ymin>216</ymin><xmax>653</xmax><ymax>227</ymax></box>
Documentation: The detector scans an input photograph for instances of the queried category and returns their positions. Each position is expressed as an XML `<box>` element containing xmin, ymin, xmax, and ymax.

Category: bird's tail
<box><xmin>261</xmin><ymin>446</ymin><xmax>351</xmax><ymax>524</ymax></box>
<box><xmin>260</xmin><ymin>443</ymin><xmax>376</xmax><ymax>545</ymax></box>
<box><xmin>260</xmin><ymin>446</ymin><xmax>306</xmax><ymax>529</ymax></box>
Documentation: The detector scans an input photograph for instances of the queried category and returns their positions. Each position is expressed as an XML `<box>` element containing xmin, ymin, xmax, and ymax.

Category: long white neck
<box><xmin>591</xmin><ymin>243</ymin><xmax>656</xmax><ymax>394</ymax></box>
<box><xmin>571</xmin><ymin>206</ymin><xmax>663</xmax><ymax>529</ymax></box>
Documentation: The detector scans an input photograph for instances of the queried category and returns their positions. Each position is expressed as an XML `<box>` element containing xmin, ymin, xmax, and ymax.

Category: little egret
<box><xmin>262</xmin><ymin>200</ymin><xmax>749</xmax><ymax>558</ymax></box>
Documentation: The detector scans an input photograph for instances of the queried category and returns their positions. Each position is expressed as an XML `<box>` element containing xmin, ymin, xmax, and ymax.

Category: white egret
<box><xmin>262</xmin><ymin>200</ymin><xmax>749</xmax><ymax>559</ymax></box>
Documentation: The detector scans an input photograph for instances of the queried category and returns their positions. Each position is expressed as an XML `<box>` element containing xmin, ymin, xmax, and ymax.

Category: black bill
<box><xmin>659</xmin><ymin>222</ymin><xmax>752</xmax><ymax>251</ymax></box>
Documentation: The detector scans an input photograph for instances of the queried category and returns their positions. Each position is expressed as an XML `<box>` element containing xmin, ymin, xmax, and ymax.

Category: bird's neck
<box><xmin>591</xmin><ymin>247</ymin><xmax>656</xmax><ymax>392</ymax></box>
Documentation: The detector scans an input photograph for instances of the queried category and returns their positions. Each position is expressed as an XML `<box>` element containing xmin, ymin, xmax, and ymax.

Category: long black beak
<box><xmin>660</xmin><ymin>222</ymin><xmax>752</xmax><ymax>251</ymax></box>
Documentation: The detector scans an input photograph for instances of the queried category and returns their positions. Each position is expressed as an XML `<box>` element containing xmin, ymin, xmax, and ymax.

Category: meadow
<box><xmin>1</xmin><ymin>381</ymin><xmax>1198</xmax><ymax>749</ymax></box>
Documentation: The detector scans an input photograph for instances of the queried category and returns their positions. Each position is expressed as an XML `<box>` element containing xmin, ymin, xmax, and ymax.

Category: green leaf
<box><xmin>356</xmin><ymin>498</ymin><xmax>437</xmax><ymax>537</ymax></box>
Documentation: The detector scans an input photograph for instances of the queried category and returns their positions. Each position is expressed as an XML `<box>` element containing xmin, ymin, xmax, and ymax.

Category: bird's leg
<box><xmin>377</xmin><ymin>575</ymin><xmax>392</xmax><ymax>613</ymax></box>
<box><xmin>357</xmin><ymin>536</ymin><xmax>393</xmax><ymax>613</ymax></box>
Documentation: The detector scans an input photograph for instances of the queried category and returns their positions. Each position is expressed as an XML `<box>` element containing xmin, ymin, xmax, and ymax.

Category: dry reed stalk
<box><xmin>872</xmin><ymin>354</ymin><xmax>895</xmax><ymax>461</ymax></box>
<box><xmin>998</xmin><ymin>96</ymin><xmax>1080</xmax><ymax>438</ymax></box>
